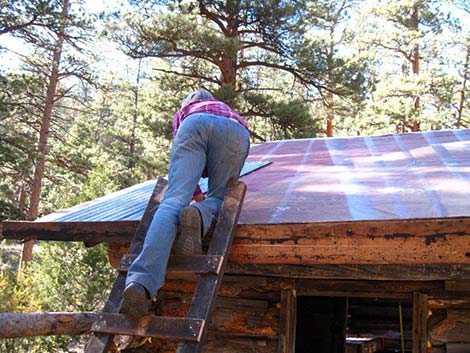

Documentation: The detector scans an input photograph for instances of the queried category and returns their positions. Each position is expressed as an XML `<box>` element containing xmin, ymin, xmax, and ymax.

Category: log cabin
<box><xmin>2</xmin><ymin>128</ymin><xmax>470</xmax><ymax>353</ymax></box>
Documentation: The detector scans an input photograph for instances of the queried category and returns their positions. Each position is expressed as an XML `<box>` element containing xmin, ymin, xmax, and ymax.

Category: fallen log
<box><xmin>0</xmin><ymin>312</ymin><xmax>97</xmax><ymax>338</ymax></box>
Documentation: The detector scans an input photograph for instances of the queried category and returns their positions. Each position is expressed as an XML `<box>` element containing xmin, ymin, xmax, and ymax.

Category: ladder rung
<box><xmin>118</xmin><ymin>254</ymin><xmax>224</xmax><ymax>275</ymax></box>
<box><xmin>91</xmin><ymin>313</ymin><xmax>205</xmax><ymax>342</ymax></box>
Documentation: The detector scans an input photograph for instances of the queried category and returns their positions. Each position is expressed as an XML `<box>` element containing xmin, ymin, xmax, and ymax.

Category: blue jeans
<box><xmin>126</xmin><ymin>113</ymin><xmax>250</xmax><ymax>297</ymax></box>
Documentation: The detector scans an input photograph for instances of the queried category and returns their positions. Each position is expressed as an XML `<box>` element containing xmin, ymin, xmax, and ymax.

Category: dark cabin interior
<box><xmin>296</xmin><ymin>296</ymin><xmax>413</xmax><ymax>353</ymax></box>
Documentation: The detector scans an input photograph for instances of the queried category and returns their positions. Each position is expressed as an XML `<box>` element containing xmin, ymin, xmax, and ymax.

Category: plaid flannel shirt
<box><xmin>171</xmin><ymin>99</ymin><xmax>249</xmax><ymax>200</ymax></box>
<box><xmin>172</xmin><ymin>99</ymin><xmax>249</xmax><ymax>137</ymax></box>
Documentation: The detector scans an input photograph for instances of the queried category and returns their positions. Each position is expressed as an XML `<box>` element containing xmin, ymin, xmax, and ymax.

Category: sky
<box><xmin>0</xmin><ymin>0</ymin><xmax>146</xmax><ymax>81</ymax></box>
<box><xmin>1</xmin><ymin>0</ymin><xmax>469</xmax><ymax>81</ymax></box>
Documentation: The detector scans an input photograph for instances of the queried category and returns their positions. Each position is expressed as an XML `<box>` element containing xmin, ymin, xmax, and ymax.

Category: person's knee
<box><xmin>161</xmin><ymin>195</ymin><xmax>189</xmax><ymax>211</ymax></box>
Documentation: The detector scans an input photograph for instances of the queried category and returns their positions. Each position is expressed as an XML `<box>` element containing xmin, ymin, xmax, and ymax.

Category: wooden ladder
<box><xmin>85</xmin><ymin>177</ymin><xmax>247</xmax><ymax>353</ymax></box>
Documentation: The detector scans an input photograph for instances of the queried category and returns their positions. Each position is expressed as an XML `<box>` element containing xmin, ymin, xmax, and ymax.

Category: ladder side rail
<box><xmin>178</xmin><ymin>180</ymin><xmax>247</xmax><ymax>353</ymax></box>
<box><xmin>85</xmin><ymin>177</ymin><xmax>168</xmax><ymax>353</ymax></box>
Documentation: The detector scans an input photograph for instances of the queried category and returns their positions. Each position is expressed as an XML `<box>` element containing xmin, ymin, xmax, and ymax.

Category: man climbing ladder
<box><xmin>122</xmin><ymin>89</ymin><xmax>250</xmax><ymax>318</ymax></box>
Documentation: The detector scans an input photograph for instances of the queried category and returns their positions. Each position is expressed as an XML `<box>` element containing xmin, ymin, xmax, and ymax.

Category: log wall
<box><xmin>142</xmin><ymin>275</ymin><xmax>282</xmax><ymax>353</ymax></box>
<box><xmin>120</xmin><ymin>276</ymin><xmax>470</xmax><ymax>353</ymax></box>
<box><xmin>429</xmin><ymin>281</ymin><xmax>470</xmax><ymax>353</ymax></box>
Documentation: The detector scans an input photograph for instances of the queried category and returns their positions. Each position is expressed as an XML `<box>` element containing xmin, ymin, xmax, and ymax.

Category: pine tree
<box><xmin>110</xmin><ymin>0</ymin><xmax>326</xmax><ymax>139</ymax></box>
<box><xmin>1</xmin><ymin>0</ymin><xmax>95</xmax><ymax>262</ymax></box>
<box><xmin>356</xmin><ymin>0</ymin><xmax>450</xmax><ymax>133</ymax></box>
<box><xmin>302</xmin><ymin>0</ymin><xmax>366</xmax><ymax>136</ymax></box>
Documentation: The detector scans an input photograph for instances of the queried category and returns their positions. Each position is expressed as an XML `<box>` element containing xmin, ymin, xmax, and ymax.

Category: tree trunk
<box><xmin>21</xmin><ymin>0</ymin><xmax>69</xmax><ymax>264</ymax></box>
<box><xmin>126</xmin><ymin>59</ymin><xmax>142</xmax><ymax>186</ymax></box>
<box><xmin>17</xmin><ymin>183</ymin><xmax>27</xmax><ymax>215</ymax></box>
<box><xmin>219</xmin><ymin>19</ymin><xmax>239</xmax><ymax>106</ymax></box>
<box><xmin>0</xmin><ymin>312</ymin><xmax>97</xmax><ymax>338</ymax></box>
<box><xmin>410</xmin><ymin>4</ymin><xmax>420</xmax><ymax>132</ymax></box>
<box><xmin>326</xmin><ymin>91</ymin><xmax>334</xmax><ymax>137</ymax></box>
<box><xmin>326</xmin><ymin>35</ymin><xmax>335</xmax><ymax>137</ymax></box>
<box><xmin>457</xmin><ymin>44</ymin><xmax>470</xmax><ymax>128</ymax></box>
<box><xmin>220</xmin><ymin>57</ymin><xmax>238</xmax><ymax>88</ymax></box>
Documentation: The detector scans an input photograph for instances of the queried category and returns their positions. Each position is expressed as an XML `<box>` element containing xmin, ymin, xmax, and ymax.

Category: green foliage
<box><xmin>111</xmin><ymin>0</ymin><xmax>330</xmax><ymax>137</ymax></box>
<box><xmin>0</xmin><ymin>1</ymin><xmax>470</xmax><ymax>350</ymax></box>
<box><xmin>0</xmin><ymin>198</ymin><xmax>24</xmax><ymax>221</ymax></box>
<box><xmin>0</xmin><ymin>0</ymin><xmax>57</xmax><ymax>36</ymax></box>
<box><xmin>30</xmin><ymin>242</ymin><xmax>115</xmax><ymax>312</ymax></box>
<box><xmin>243</xmin><ymin>91</ymin><xmax>320</xmax><ymax>139</ymax></box>
<box><xmin>0</xmin><ymin>241</ymin><xmax>115</xmax><ymax>352</ymax></box>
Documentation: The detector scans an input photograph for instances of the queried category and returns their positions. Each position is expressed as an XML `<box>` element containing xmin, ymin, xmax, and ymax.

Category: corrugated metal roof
<box><xmin>38</xmin><ymin>129</ymin><xmax>470</xmax><ymax>225</ymax></box>
<box><xmin>37</xmin><ymin>161</ymin><xmax>270</xmax><ymax>222</ymax></box>
<box><xmin>239</xmin><ymin>129</ymin><xmax>470</xmax><ymax>224</ymax></box>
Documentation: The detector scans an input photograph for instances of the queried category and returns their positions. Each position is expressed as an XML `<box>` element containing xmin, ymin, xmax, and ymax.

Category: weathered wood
<box><xmin>429</xmin><ymin>347</ymin><xmax>446</xmax><ymax>353</ymax></box>
<box><xmin>430</xmin><ymin>310</ymin><xmax>470</xmax><ymax>345</ymax></box>
<box><xmin>204</xmin><ymin>335</ymin><xmax>277</xmax><ymax>353</ymax></box>
<box><xmin>4</xmin><ymin>218</ymin><xmax>470</xmax><ymax>265</ymax></box>
<box><xmin>91</xmin><ymin>314</ymin><xmax>204</xmax><ymax>342</ymax></box>
<box><xmin>4</xmin><ymin>217</ymin><xmax>470</xmax><ymax>244</ymax></box>
<box><xmin>447</xmin><ymin>343</ymin><xmax>470</xmax><ymax>353</ymax></box>
<box><xmin>234</xmin><ymin>218</ymin><xmax>470</xmax><ymax>244</ymax></box>
<box><xmin>297</xmin><ymin>289</ymin><xmax>411</xmax><ymax>299</ymax></box>
<box><xmin>233</xmin><ymin>218</ymin><xmax>470</xmax><ymax>265</ymax></box>
<box><xmin>2</xmin><ymin>220</ymin><xmax>137</xmax><ymax>245</ymax></box>
<box><xmin>445</xmin><ymin>280</ymin><xmax>470</xmax><ymax>292</ymax></box>
<box><xmin>151</xmin><ymin>294</ymin><xmax>279</xmax><ymax>340</ymax></box>
<box><xmin>413</xmin><ymin>292</ymin><xmax>428</xmax><ymax>353</ymax></box>
<box><xmin>226</xmin><ymin>263</ymin><xmax>470</xmax><ymax>280</ymax></box>
<box><xmin>85</xmin><ymin>177</ymin><xmax>168</xmax><ymax>353</ymax></box>
<box><xmin>178</xmin><ymin>180</ymin><xmax>247</xmax><ymax>353</ymax></box>
<box><xmin>107</xmin><ymin>243</ymin><xmax>130</xmax><ymax>268</ymax></box>
<box><xmin>163</xmin><ymin>275</ymin><xmax>443</xmax><ymax>298</ymax></box>
<box><xmin>118</xmin><ymin>254</ymin><xmax>223</xmax><ymax>275</ymax></box>
<box><xmin>0</xmin><ymin>312</ymin><xmax>97</xmax><ymax>338</ymax></box>
<box><xmin>278</xmin><ymin>289</ymin><xmax>296</xmax><ymax>353</ymax></box>
<box><xmin>295</xmin><ymin>278</ymin><xmax>442</xmax><ymax>293</ymax></box>
<box><xmin>230</xmin><ymin>236</ymin><xmax>470</xmax><ymax>264</ymax></box>
<box><xmin>429</xmin><ymin>298</ymin><xmax>470</xmax><ymax>310</ymax></box>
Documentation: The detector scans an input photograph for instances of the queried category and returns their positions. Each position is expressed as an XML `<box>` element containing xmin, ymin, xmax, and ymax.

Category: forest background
<box><xmin>0</xmin><ymin>0</ymin><xmax>469</xmax><ymax>351</ymax></box>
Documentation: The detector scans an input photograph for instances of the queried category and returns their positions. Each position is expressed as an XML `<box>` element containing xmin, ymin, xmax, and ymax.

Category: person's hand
<box><xmin>193</xmin><ymin>193</ymin><xmax>205</xmax><ymax>202</ymax></box>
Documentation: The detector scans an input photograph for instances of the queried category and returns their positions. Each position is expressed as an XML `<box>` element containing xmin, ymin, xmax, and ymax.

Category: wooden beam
<box><xmin>445</xmin><ymin>280</ymin><xmax>470</xmax><ymax>292</ymax></box>
<box><xmin>227</xmin><ymin>263</ymin><xmax>470</xmax><ymax>281</ymax></box>
<box><xmin>293</xmin><ymin>279</ymin><xmax>442</xmax><ymax>293</ymax></box>
<box><xmin>1</xmin><ymin>220</ymin><xmax>137</xmax><ymax>245</ymax></box>
<box><xmin>4</xmin><ymin>217</ymin><xmax>470</xmax><ymax>269</ymax></box>
<box><xmin>0</xmin><ymin>312</ymin><xmax>97</xmax><ymax>337</ymax></box>
<box><xmin>278</xmin><ymin>289</ymin><xmax>296</xmax><ymax>353</ymax></box>
<box><xmin>296</xmin><ymin>289</ymin><xmax>411</xmax><ymax>299</ymax></box>
<box><xmin>92</xmin><ymin>314</ymin><xmax>204</xmax><ymax>342</ymax></box>
<box><xmin>429</xmin><ymin>298</ymin><xmax>470</xmax><ymax>310</ymax></box>
<box><xmin>4</xmin><ymin>216</ymin><xmax>470</xmax><ymax>249</ymax></box>
<box><xmin>233</xmin><ymin>218</ymin><xmax>470</xmax><ymax>265</ymax></box>
<box><xmin>430</xmin><ymin>310</ymin><xmax>470</xmax><ymax>346</ymax></box>
<box><xmin>235</xmin><ymin>218</ymin><xmax>470</xmax><ymax>244</ymax></box>
<box><xmin>447</xmin><ymin>343</ymin><xmax>470</xmax><ymax>353</ymax></box>
<box><xmin>413</xmin><ymin>292</ymin><xmax>429</xmax><ymax>353</ymax></box>
<box><xmin>118</xmin><ymin>254</ymin><xmax>224</xmax><ymax>275</ymax></box>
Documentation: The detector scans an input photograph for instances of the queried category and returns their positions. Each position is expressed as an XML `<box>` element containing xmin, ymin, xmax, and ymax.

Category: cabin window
<box><xmin>295</xmin><ymin>296</ymin><xmax>413</xmax><ymax>353</ymax></box>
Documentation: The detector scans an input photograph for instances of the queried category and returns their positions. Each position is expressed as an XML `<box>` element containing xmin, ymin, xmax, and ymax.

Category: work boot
<box><xmin>173</xmin><ymin>206</ymin><xmax>203</xmax><ymax>256</ymax></box>
<box><xmin>120</xmin><ymin>282</ymin><xmax>150</xmax><ymax>320</ymax></box>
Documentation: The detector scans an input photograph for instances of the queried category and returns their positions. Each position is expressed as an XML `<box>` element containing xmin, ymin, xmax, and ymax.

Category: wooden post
<box><xmin>278</xmin><ymin>289</ymin><xmax>297</xmax><ymax>353</ymax></box>
<box><xmin>413</xmin><ymin>292</ymin><xmax>428</xmax><ymax>353</ymax></box>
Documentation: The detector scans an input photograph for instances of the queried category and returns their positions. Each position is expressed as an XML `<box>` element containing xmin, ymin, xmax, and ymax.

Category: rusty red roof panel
<box><xmin>238</xmin><ymin>129</ymin><xmax>470</xmax><ymax>224</ymax></box>
<box><xmin>36</xmin><ymin>129</ymin><xmax>470</xmax><ymax>224</ymax></box>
